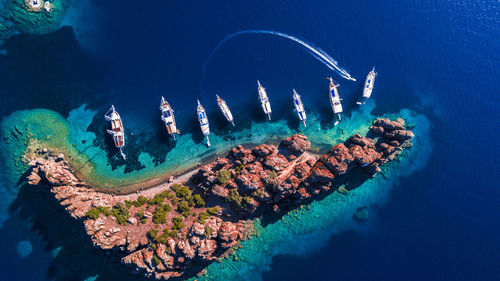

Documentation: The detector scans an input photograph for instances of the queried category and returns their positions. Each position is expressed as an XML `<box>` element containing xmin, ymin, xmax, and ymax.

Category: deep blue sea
<box><xmin>0</xmin><ymin>0</ymin><xmax>499</xmax><ymax>280</ymax></box>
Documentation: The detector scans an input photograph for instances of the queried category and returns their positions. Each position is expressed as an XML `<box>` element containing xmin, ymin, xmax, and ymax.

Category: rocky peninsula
<box><xmin>25</xmin><ymin>117</ymin><xmax>414</xmax><ymax>280</ymax></box>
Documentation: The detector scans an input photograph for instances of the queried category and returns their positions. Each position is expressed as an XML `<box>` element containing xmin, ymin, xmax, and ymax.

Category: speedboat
<box><xmin>216</xmin><ymin>94</ymin><xmax>235</xmax><ymax>126</ymax></box>
<box><xmin>357</xmin><ymin>67</ymin><xmax>377</xmax><ymax>105</ymax></box>
<box><xmin>328</xmin><ymin>77</ymin><xmax>343</xmax><ymax>126</ymax></box>
<box><xmin>160</xmin><ymin>96</ymin><xmax>180</xmax><ymax>140</ymax></box>
<box><xmin>257</xmin><ymin>80</ymin><xmax>272</xmax><ymax>120</ymax></box>
<box><xmin>104</xmin><ymin>105</ymin><xmax>126</xmax><ymax>160</ymax></box>
<box><xmin>197</xmin><ymin>100</ymin><xmax>211</xmax><ymax>147</ymax></box>
<box><xmin>292</xmin><ymin>89</ymin><xmax>307</xmax><ymax>127</ymax></box>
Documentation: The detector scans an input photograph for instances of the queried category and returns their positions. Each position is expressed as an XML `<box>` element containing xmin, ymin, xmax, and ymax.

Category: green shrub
<box><xmin>175</xmin><ymin>186</ymin><xmax>192</xmax><ymax>199</ymax></box>
<box><xmin>132</xmin><ymin>196</ymin><xmax>148</xmax><ymax>207</ymax></box>
<box><xmin>155</xmin><ymin>229</ymin><xmax>178</xmax><ymax>244</ymax></box>
<box><xmin>152</xmin><ymin>203</ymin><xmax>171</xmax><ymax>224</ymax></box>
<box><xmin>96</xmin><ymin>206</ymin><xmax>111</xmax><ymax>216</ymax></box>
<box><xmin>148</xmin><ymin>194</ymin><xmax>165</xmax><ymax>205</ymax></box>
<box><xmin>170</xmin><ymin>197</ymin><xmax>178</xmax><ymax>205</ymax></box>
<box><xmin>135</xmin><ymin>210</ymin><xmax>144</xmax><ymax>218</ymax></box>
<box><xmin>204</xmin><ymin>226</ymin><xmax>213</xmax><ymax>237</ymax></box>
<box><xmin>153</xmin><ymin>255</ymin><xmax>162</xmax><ymax>265</ymax></box>
<box><xmin>170</xmin><ymin>184</ymin><xmax>182</xmax><ymax>192</ymax></box>
<box><xmin>217</xmin><ymin>169</ymin><xmax>231</xmax><ymax>185</ymax></box>
<box><xmin>207</xmin><ymin>206</ymin><xmax>219</xmax><ymax>215</ymax></box>
<box><xmin>110</xmin><ymin>203</ymin><xmax>130</xmax><ymax>225</ymax></box>
<box><xmin>147</xmin><ymin>229</ymin><xmax>158</xmax><ymax>240</ymax></box>
<box><xmin>225</xmin><ymin>189</ymin><xmax>252</xmax><ymax>209</ymax></box>
<box><xmin>140</xmin><ymin>218</ymin><xmax>147</xmax><ymax>224</ymax></box>
<box><xmin>192</xmin><ymin>194</ymin><xmax>205</xmax><ymax>208</ymax></box>
<box><xmin>172</xmin><ymin>217</ymin><xmax>185</xmax><ymax>230</ymax></box>
<box><xmin>124</xmin><ymin>200</ymin><xmax>133</xmax><ymax>209</ymax></box>
<box><xmin>235</xmin><ymin>164</ymin><xmax>245</xmax><ymax>175</ymax></box>
<box><xmin>177</xmin><ymin>200</ymin><xmax>190</xmax><ymax>213</ymax></box>
<box><xmin>197</xmin><ymin>211</ymin><xmax>211</xmax><ymax>224</ymax></box>
<box><xmin>85</xmin><ymin>208</ymin><xmax>101</xmax><ymax>220</ymax></box>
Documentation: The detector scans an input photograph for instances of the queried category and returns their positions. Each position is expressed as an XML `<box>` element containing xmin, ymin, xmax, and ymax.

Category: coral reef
<box><xmin>25</xmin><ymin>118</ymin><xmax>415</xmax><ymax>279</ymax></box>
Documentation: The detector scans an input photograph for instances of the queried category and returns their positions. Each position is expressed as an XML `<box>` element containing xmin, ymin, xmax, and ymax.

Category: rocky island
<box><xmin>24</xmin><ymin>117</ymin><xmax>414</xmax><ymax>280</ymax></box>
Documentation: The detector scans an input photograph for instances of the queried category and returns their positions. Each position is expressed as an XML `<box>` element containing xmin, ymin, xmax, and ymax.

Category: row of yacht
<box><xmin>105</xmin><ymin>68</ymin><xmax>377</xmax><ymax>159</ymax></box>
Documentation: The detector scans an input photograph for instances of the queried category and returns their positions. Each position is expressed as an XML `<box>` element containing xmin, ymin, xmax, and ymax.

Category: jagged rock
<box><xmin>211</xmin><ymin>184</ymin><xmax>229</xmax><ymax>198</ymax></box>
<box><xmin>348</xmin><ymin>134</ymin><xmax>375</xmax><ymax>148</ymax></box>
<box><xmin>24</xmin><ymin>119</ymin><xmax>415</xmax><ymax>280</ymax></box>
<box><xmin>309</xmin><ymin>162</ymin><xmax>335</xmax><ymax>183</ymax></box>
<box><xmin>252</xmin><ymin>144</ymin><xmax>276</xmax><ymax>157</ymax></box>
<box><xmin>280</xmin><ymin>134</ymin><xmax>311</xmax><ymax>155</ymax></box>
<box><xmin>263</xmin><ymin>153</ymin><xmax>289</xmax><ymax>172</ymax></box>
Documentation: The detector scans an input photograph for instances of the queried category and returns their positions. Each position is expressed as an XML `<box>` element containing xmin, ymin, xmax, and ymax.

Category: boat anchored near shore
<box><xmin>292</xmin><ymin>89</ymin><xmax>307</xmax><ymax>127</ymax></box>
<box><xmin>160</xmin><ymin>96</ymin><xmax>180</xmax><ymax>141</ymax></box>
<box><xmin>197</xmin><ymin>100</ymin><xmax>211</xmax><ymax>147</ymax></box>
<box><xmin>257</xmin><ymin>80</ymin><xmax>272</xmax><ymax>120</ymax></box>
<box><xmin>357</xmin><ymin>67</ymin><xmax>377</xmax><ymax>105</ymax></box>
<box><xmin>216</xmin><ymin>94</ymin><xmax>235</xmax><ymax>126</ymax></box>
<box><xmin>328</xmin><ymin>77</ymin><xmax>343</xmax><ymax>126</ymax></box>
<box><xmin>104</xmin><ymin>105</ymin><xmax>126</xmax><ymax>160</ymax></box>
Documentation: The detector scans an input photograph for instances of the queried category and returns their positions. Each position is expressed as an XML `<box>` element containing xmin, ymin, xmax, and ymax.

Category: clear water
<box><xmin>0</xmin><ymin>0</ymin><xmax>499</xmax><ymax>280</ymax></box>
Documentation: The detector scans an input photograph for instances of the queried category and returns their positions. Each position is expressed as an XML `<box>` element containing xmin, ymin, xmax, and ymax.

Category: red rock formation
<box><xmin>25</xmin><ymin>123</ymin><xmax>414</xmax><ymax>280</ymax></box>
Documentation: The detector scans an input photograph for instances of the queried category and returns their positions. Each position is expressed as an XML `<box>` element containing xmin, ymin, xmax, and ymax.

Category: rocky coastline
<box><xmin>25</xmin><ymin>118</ymin><xmax>414</xmax><ymax>280</ymax></box>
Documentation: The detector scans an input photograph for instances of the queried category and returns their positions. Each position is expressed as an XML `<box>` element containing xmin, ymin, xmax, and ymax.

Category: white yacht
<box><xmin>216</xmin><ymin>94</ymin><xmax>235</xmax><ymax>126</ymax></box>
<box><xmin>292</xmin><ymin>89</ymin><xmax>307</xmax><ymax>127</ymax></box>
<box><xmin>197</xmin><ymin>100</ymin><xmax>211</xmax><ymax>147</ymax></box>
<box><xmin>257</xmin><ymin>80</ymin><xmax>272</xmax><ymax>120</ymax></box>
<box><xmin>104</xmin><ymin>105</ymin><xmax>126</xmax><ymax>160</ymax></box>
<box><xmin>357</xmin><ymin>67</ymin><xmax>377</xmax><ymax>105</ymax></box>
<box><xmin>160</xmin><ymin>96</ymin><xmax>180</xmax><ymax>140</ymax></box>
<box><xmin>328</xmin><ymin>77</ymin><xmax>343</xmax><ymax>126</ymax></box>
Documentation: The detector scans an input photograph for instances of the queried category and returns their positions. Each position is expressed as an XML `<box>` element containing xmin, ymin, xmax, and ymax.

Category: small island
<box><xmin>24</xmin><ymin>117</ymin><xmax>414</xmax><ymax>280</ymax></box>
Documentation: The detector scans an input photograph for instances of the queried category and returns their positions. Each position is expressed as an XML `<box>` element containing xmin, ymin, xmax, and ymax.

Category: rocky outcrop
<box><xmin>25</xmin><ymin>120</ymin><xmax>414</xmax><ymax>280</ymax></box>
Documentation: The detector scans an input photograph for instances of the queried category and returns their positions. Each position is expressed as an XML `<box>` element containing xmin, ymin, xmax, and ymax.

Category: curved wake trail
<box><xmin>201</xmin><ymin>30</ymin><xmax>355</xmax><ymax>94</ymax></box>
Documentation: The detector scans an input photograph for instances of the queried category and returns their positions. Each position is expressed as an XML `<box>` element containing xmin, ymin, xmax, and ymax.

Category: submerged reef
<box><xmin>24</xmin><ymin>118</ymin><xmax>415</xmax><ymax>280</ymax></box>
<box><xmin>0</xmin><ymin>0</ymin><xmax>70</xmax><ymax>42</ymax></box>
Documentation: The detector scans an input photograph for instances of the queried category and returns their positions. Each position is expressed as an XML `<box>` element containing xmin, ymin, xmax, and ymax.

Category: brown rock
<box><xmin>280</xmin><ymin>134</ymin><xmax>311</xmax><ymax>155</ymax></box>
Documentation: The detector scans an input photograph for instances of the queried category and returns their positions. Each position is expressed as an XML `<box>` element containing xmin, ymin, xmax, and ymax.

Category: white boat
<box><xmin>292</xmin><ymin>89</ymin><xmax>307</xmax><ymax>127</ymax></box>
<box><xmin>104</xmin><ymin>105</ymin><xmax>126</xmax><ymax>160</ymax></box>
<box><xmin>160</xmin><ymin>96</ymin><xmax>180</xmax><ymax>140</ymax></box>
<box><xmin>257</xmin><ymin>80</ymin><xmax>272</xmax><ymax>120</ymax></box>
<box><xmin>328</xmin><ymin>77</ymin><xmax>343</xmax><ymax>126</ymax></box>
<box><xmin>357</xmin><ymin>67</ymin><xmax>377</xmax><ymax>105</ymax></box>
<box><xmin>216</xmin><ymin>94</ymin><xmax>235</xmax><ymax>126</ymax></box>
<box><xmin>197</xmin><ymin>100</ymin><xmax>211</xmax><ymax>147</ymax></box>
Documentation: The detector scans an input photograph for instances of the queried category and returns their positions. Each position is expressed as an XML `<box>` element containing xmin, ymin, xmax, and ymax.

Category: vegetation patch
<box><xmin>217</xmin><ymin>169</ymin><xmax>231</xmax><ymax>185</ymax></box>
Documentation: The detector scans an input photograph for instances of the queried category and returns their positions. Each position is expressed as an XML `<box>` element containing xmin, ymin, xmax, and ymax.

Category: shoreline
<box><xmin>79</xmin><ymin>139</ymin><xmax>325</xmax><ymax>195</ymax></box>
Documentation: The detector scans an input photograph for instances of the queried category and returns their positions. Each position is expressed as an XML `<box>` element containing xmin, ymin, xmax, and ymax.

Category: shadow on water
<box><xmin>8</xmin><ymin>180</ymin><xmax>148</xmax><ymax>281</ymax></box>
<box><xmin>0</xmin><ymin>27</ymin><xmax>110</xmax><ymax>117</ymax></box>
<box><xmin>260</xmin><ymin>166</ymin><xmax>373</xmax><ymax>228</ymax></box>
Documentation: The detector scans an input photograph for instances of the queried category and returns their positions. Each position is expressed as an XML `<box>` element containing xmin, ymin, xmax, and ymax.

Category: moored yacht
<box><xmin>328</xmin><ymin>77</ymin><xmax>343</xmax><ymax>126</ymax></box>
<box><xmin>160</xmin><ymin>96</ymin><xmax>180</xmax><ymax>140</ymax></box>
<box><xmin>357</xmin><ymin>67</ymin><xmax>377</xmax><ymax>105</ymax></box>
<box><xmin>104</xmin><ymin>105</ymin><xmax>126</xmax><ymax>160</ymax></box>
<box><xmin>292</xmin><ymin>89</ymin><xmax>307</xmax><ymax>127</ymax></box>
<box><xmin>216</xmin><ymin>94</ymin><xmax>235</xmax><ymax>126</ymax></box>
<box><xmin>197</xmin><ymin>100</ymin><xmax>211</xmax><ymax>147</ymax></box>
<box><xmin>257</xmin><ymin>80</ymin><xmax>272</xmax><ymax>120</ymax></box>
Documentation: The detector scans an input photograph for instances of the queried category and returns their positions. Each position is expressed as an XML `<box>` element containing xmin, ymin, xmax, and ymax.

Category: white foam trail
<box><xmin>200</xmin><ymin>30</ymin><xmax>356</xmax><ymax>94</ymax></box>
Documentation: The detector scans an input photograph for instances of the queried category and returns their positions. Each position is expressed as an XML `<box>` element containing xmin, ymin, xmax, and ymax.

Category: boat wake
<box><xmin>201</xmin><ymin>30</ymin><xmax>355</xmax><ymax>94</ymax></box>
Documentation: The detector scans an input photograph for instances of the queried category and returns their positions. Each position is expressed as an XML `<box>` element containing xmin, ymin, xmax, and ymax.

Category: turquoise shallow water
<box><xmin>34</xmin><ymin>100</ymin><xmax>380</xmax><ymax>188</ymax></box>
<box><xmin>191</xmin><ymin>109</ymin><xmax>431</xmax><ymax>281</ymax></box>
<box><xmin>0</xmin><ymin>96</ymin><xmax>430</xmax><ymax>280</ymax></box>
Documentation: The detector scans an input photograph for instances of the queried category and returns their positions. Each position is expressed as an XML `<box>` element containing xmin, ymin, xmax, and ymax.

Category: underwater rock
<box><xmin>24</xmin><ymin>124</ymin><xmax>414</xmax><ymax>280</ymax></box>
<box><xmin>16</xmin><ymin>240</ymin><xmax>33</xmax><ymax>258</ymax></box>
<box><xmin>353</xmin><ymin>207</ymin><xmax>369</xmax><ymax>222</ymax></box>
